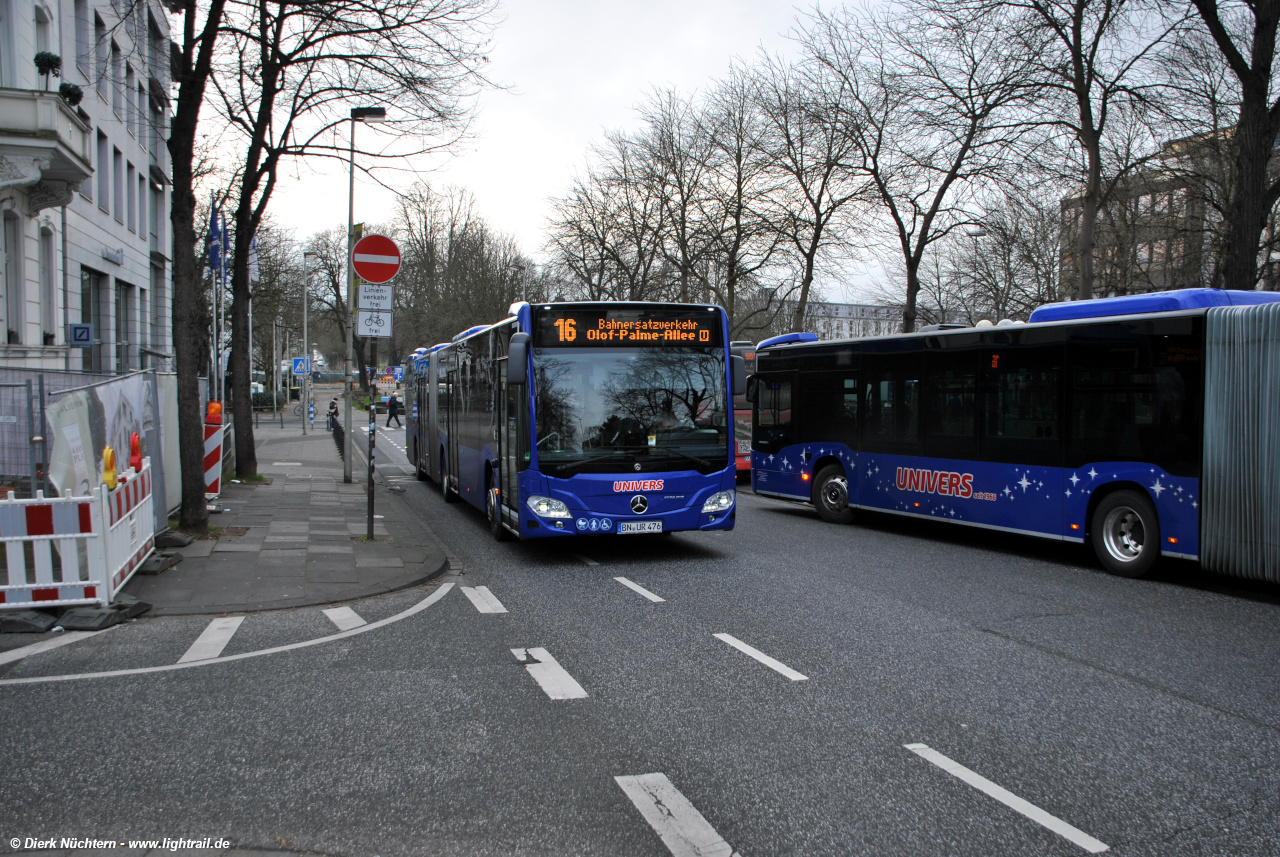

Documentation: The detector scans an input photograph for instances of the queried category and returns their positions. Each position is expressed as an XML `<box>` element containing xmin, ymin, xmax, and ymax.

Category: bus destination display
<box><xmin>534</xmin><ymin>308</ymin><xmax>723</xmax><ymax>348</ymax></box>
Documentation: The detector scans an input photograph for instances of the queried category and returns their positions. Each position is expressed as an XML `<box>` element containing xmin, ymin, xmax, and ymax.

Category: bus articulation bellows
<box><xmin>748</xmin><ymin>288</ymin><xmax>1280</xmax><ymax>581</ymax></box>
<box><xmin>405</xmin><ymin>302</ymin><xmax>746</xmax><ymax>540</ymax></box>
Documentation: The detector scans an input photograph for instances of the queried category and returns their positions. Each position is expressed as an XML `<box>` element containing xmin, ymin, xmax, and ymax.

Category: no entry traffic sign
<box><xmin>351</xmin><ymin>234</ymin><xmax>401</xmax><ymax>284</ymax></box>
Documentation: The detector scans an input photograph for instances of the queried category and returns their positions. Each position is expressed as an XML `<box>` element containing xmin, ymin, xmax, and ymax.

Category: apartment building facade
<box><xmin>0</xmin><ymin>0</ymin><xmax>171</xmax><ymax>372</ymax></box>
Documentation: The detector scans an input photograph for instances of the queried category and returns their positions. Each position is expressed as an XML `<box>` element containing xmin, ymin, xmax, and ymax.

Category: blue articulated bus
<box><xmin>408</xmin><ymin>301</ymin><xmax>746</xmax><ymax>540</ymax></box>
<box><xmin>748</xmin><ymin>288</ymin><xmax>1280</xmax><ymax>581</ymax></box>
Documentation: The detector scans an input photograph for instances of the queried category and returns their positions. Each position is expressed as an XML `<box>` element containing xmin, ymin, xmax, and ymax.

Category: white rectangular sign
<box><xmin>357</xmin><ymin>284</ymin><xmax>393</xmax><ymax>311</ymax></box>
<box><xmin>355</xmin><ymin>310</ymin><xmax>393</xmax><ymax>338</ymax></box>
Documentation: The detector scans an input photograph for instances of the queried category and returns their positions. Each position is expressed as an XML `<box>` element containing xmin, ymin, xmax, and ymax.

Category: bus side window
<box><xmin>924</xmin><ymin>363</ymin><xmax>977</xmax><ymax>460</ymax></box>
<box><xmin>982</xmin><ymin>347</ymin><xmax>1062</xmax><ymax>466</ymax></box>
<box><xmin>861</xmin><ymin>361</ymin><xmax>920</xmax><ymax>453</ymax></box>
<box><xmin>753</xmin><ymin>378</ymin><xmax>792</xmax><ymax>453</ymax></box>
<box><xmin>796</xmin><ymin>373</ymin><xmax>856</xmax><ymax>447</ymax></box>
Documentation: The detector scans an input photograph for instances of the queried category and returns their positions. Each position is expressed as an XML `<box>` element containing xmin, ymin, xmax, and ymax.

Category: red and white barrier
<box><xmin>204</xmin><ymin>424</ymin><xmax>224</xmax><ymax>499</ymax></box>
<box><xmin>0</xmin><ymin>458</ymin><xmax>156</xmax><ymax>609</ymax></box>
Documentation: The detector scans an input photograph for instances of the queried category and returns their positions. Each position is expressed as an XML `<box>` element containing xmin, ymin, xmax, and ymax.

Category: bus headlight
<box><xmin>701</xmin><ymin>490</ymin><xmax>735</xmax><ymax>513</ymax></box>
<box><xmin>526</xmin><ymin>495</ymin><xmax>572</xmax><ymax>519</ymax></box>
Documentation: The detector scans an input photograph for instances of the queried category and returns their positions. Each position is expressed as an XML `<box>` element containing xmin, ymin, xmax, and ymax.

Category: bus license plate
<box><xmin>619</xmin><ymin>521</ymin><xmax>662</xmax><ymax>534</ymax></box>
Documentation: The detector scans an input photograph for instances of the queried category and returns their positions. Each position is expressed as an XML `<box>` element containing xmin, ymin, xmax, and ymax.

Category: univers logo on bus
<box><xmin>613</xmin><ymin>479</ymin><xmax>664</xmax><ymax>492</ymax></box>
<box><xmin>896</xmin><ymin>467</ymin><xmax>975</xmax><ymax>498</ymax></box>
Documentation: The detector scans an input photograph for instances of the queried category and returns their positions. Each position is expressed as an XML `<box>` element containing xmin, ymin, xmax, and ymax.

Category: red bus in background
<box><xmin>730</xmin><ymin>341</ymin><xmax>756</xmax><ymax>474</ymax></box>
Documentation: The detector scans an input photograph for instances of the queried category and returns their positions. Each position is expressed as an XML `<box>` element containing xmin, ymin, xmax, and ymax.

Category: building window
<box><xmin>127</xmin><ymin>163</ymin><xmax>137</xmax><ymax>233</ymax></box>
<box><xmin>81</xmin><ymin>268</ymin><xmax>104</xmax><ymax>371</ymax></box>
<box><xmin>40</xmin><ymin>228</ymin><xmax>56</xmax><ymax>345</ymax></box>
<box><xmin>125</xmin><ymin>65</ymin><xmax>136</xmax><ymax>135</ymax></box>
<box><xmin>97</xmin><ymin>132</ymin><xmax>109</xmax><ymax>208</ymax></box>
<box><xmin>95</xmin><ymin>16</ymin><xmax>107</xmax><ymax>99</ymax></box>
<box><xmin>3</xmin><ymin>213</ymin><xmax>24</xmax><ymax>345</ymax></box>
<box><xmin>138</xmin><ymin>174</ymin><xmax>148</xmax><ymax>241</ymax></box>
<box><xmin>114</xmin><ymin>148</ymin><xmax>124</xmax><ymax>223</ymax></box>
<box><xmin>111</xmin><ymin>42</ymin><xmax>123</xmax><ymax>115</ymax></box>
<box><xmin>35</xmin><ymin>5</ymin><xmax>52</xmax><ymax>55</ymax></box>
<box><xmin>116</xmin><ymin>280</ymin><xmax>134</xmax><ymax>371</ymax></box>
<box><xmin>137</xmin><ymin>84</ymin><xmax>147</xmax><ymax>145</ymax></box>
<box><xmin>0</xmin><ymin>1</ymin><xmax>15</xmax><ymax>88</ymax></box>
<box><xmin>75</xmin><ymin>0</ymin><xmax>90</xmax><ymax>73</ymax></box>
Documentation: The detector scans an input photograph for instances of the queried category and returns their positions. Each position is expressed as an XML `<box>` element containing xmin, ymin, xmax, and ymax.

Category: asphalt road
<box><xmin>2</xmin><ymin>429</ymin><xmax>1278</xmax><ymax>856</ymax></box>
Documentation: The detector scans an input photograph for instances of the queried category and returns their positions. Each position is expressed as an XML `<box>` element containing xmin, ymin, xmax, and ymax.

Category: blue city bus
<box><xmin>748</xmin><ymin>288</ymin><xmax>1280</xmax><ymax>581</ymax></box>
<box><xmin>408</xmin><ymin>301</ymin><xmax>746</xmax><ymax>540</ymax></box>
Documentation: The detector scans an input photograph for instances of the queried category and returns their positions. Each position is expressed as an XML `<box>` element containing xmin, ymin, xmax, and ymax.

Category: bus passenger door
<box><xmin>751</xmin><ymin>373</ymin><xmax>801</xmax><ymax>497</ymax></box>
<box><xmin>446</xmin><ymin>368</ymin><xmax>460</xmax><ymax>482</ymax></box>
<box><xmin>501</xmin><ymin>361</ymin><xmax>522</xmax><ymax>522</ymax></box>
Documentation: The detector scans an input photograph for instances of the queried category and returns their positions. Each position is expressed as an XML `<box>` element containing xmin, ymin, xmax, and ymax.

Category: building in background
<box><xmin>795</xmin><ymin>301</ymin><xmax>900</xmax><ymax>340</ymax></box>
<box><xmin>1056</xmin><ymin>132</ymin><xmax>1280</xmax><ymax>297</ymax></box>
<box><xmin>0</xmin><ymin>0</ymin><xmax>172</xmax><ymax>372</ymax></box>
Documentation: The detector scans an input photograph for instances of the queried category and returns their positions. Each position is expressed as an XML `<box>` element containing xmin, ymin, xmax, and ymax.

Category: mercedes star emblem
<box><xmin>633</xmin><ymin>463</ymin><xmax>642</xmax><ymax>471</ymax></box>
<box><xmin>630</xmin><ymin>495</ymin><xmax>648</xmax><ymax>514</ymax></box>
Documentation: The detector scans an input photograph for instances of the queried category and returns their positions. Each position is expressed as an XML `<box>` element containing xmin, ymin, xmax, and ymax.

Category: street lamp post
<box><xmin>302</xmin><ymin>251</ymin><xmax>317</xmax><ymax>436</ymax></box>
<box><xmin>344</xmin><ymin>105</ymin><xmax>387</xmax><ymax>482</ymax></box>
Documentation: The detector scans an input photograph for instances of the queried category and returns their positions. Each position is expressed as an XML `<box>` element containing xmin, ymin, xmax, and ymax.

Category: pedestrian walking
<box><xmin>386</xmin><ymin>393</ymin><xmax>402</xmax><ymax>428</ymax></box>
<box><xmin>327</xmin><ymin>398</ymin><xmax>339</xmax><ymax>430</ymax></box>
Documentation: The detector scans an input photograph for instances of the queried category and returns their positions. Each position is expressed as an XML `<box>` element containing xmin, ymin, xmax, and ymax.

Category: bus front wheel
<box><xmin>814</xmin><ymin>464</ymin><xmax>854</xmax><ymax>524</ymax></box>
<box><xmin>442</xmin><ymin>472</ymin><xmax>458</xmax><ymax>504</ymax></box>
<box><xmin>1090</xmin><ymin>489</ymin><xmax>1160</xmax><ymax>578</ymax></box>
<box><xmin>487</xmin><ymin>485</ymin><xmax>510</xmax><ymax>541</ymax></box>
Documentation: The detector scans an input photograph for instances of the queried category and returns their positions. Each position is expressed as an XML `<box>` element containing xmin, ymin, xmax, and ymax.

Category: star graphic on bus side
<box><xmin>1070</xmin><ymin>473</ymin><xmax>1080</xmax><ymax>486</ymax></box>
<box><xmin>1002</xmin><ymin>486</ymin><xmax>1012</xmax><ymax>498</ymax></box>
<box><xmin>1017</xmin><ymin>475</ymin><xmax>1031</xmax><ymax>492</ymax></box>
<box><xmin>1065</xmin><ymin>488</ymin><xmax>1072</xmax><ymax>497</ymax></box>
<box><xmin>1151</xmin><ymin>479</ymin><xmax>1164</xmax><ymax>497</ymax></box>
<box><xmin>1088</xmin><ymin>467</ymin><xmax>1098</xmax><ymax>479</ymax></box>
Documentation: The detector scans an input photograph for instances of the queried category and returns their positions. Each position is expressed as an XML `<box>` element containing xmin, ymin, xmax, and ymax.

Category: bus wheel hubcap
<box><xmin>822</xmin><ymin>477</ymin><xmax>849</xmax><ymax>512</ymax></box>
<box><xmin>1103</xmin><ymin>507</ymin><xmax>1144</xmax><ymax>562</ymax></box>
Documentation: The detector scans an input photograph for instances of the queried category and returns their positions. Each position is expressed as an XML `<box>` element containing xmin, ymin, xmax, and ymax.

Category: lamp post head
<box><xmin>351</xmin><ymin>106</ymin><xmax>387</xmax><ymax>123</ymax></box>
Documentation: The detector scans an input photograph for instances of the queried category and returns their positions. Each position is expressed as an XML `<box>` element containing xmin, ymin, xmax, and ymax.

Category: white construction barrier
<box><xmin>0</xmin><ymin>458</ymin><xmax>155</xmax><ymax>609</ymax></box>
<box><xmin>204</xmin><ymin>424</ymin><xmax>224</xmax><ymax>499</ymax></box>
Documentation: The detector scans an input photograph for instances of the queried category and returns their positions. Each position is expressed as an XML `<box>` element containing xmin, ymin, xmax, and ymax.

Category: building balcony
<box><xmin>0</xmin><ymin>88</ymin><xmax>93</xmax><ymax>213</ymax></box>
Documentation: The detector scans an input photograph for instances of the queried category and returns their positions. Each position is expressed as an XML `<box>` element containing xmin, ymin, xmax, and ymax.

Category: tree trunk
<box><xmin>167</xmin><ymin>0</ymin><xmax>226</xmax><ymax>532</ymax></box>
<box><xmin>902</xmin><ymin>261</ymin><xmax>920</xmax><ymax>333</ymax></box>
<box><xmin>1221</xmin><ymin>85</ymin><xmax>1278</xmax><ymax>291</ymax></box>
<box><xmin>1076</xmin><ymin>137</ymin><xmax>1102</xmax><ymax>301</ymax></box>
<box><xmin>229</xmin><ymin>246</ymin><xmax>256</xmax><ymax>479</ymax></box>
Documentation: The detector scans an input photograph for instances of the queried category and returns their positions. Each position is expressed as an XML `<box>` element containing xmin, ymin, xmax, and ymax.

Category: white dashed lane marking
<box><xmin>615</xmin><ymin>772</ymin><xmax>741</xmax><ymax>857</ymax></box>
<box><xmin>322</xmin><ymin>606</ymin><xmax>367</xmax><ymax>631</ymax></box>
<box><xmin>576</xmin><ymin>554</ymin><xmax>599</xmax><ymax>567</ymax></box>
<box><xmin>614</xmin><ymin>576</ymin><xmax>665</xmax><ymax>603</ymax></box>
<box><xmin>904</xmin><ymin>743</ymin><xmax>1109</xmax><ymax>853</ymax></box>
<box><xmin>713</xmin><ymin>633</ymin><xmax>808</xmax><ymax>682</ymax></box>
<box><xmin>0</xmin><ymin>629</ymin><xmax>115</xmax><ymax>666</ymax></box>
<box><xmin>461</xmin><ymin>585</ymin><xmax>507</xmax><ymax>614</ymax></box>
<box><xmin>512</xmin><ymin>647</ymin><xmax>587</xmax><ymax>699</ymax></box>
<box><xmin>178</xmin><ymin>616</ymin><xmax>245</xmax><ymax>663</ymax></box>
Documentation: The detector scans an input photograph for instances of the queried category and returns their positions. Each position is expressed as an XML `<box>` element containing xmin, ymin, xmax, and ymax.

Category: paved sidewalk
<box><xmin>122</xmin><ymin>415</ymin><xmax>446</xmax><ymax>615</ymax></box>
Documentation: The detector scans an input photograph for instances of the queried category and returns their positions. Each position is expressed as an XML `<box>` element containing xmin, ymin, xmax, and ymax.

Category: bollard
<box><xmin>367</xmin><ymin>406</ymin><xmax>375</xmax><ymax>539</ymax></box>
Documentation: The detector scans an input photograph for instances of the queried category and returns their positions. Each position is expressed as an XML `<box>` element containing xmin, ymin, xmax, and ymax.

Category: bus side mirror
<box><xmin>507</xmin><ymin>333</ymin><xmax>530</xmax><ymax>385</ymax></box>
<box><xmin>744</xmin><ymin>374</ymin><xmax>758</xmax><ymax>404</ymax></box>
<box><xmin>732</xmin><ymin>355</ymin><xmax>746</xmax><ymax>397</ymax></box>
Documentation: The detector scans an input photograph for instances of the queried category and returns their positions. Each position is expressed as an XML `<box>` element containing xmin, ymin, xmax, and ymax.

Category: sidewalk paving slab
<box><xmin>121</xmin><ymin>418</ymin><xmax>446</xmax><ymax>615</ymax></box>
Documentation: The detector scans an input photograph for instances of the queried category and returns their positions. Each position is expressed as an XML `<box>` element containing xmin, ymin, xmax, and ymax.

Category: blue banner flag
<box><xmin>207</xmin><ymin>204</ymin><xmax>227</xmax><ymax>277</ymax></box>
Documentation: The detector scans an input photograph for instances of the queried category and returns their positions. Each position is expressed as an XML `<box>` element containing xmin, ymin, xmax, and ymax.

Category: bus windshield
<box><xmin>533</xmin><ymin>346</ymin><xmax>729</xmax><ymax>476</ymax></box>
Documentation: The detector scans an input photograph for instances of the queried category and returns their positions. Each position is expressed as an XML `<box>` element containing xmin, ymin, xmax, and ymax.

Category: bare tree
<box><xmin>752</xmin><ymin>53</ymin><xmax>867</xmax><ymax>332</ymax></box>
<box><xmin>1187</xmin><ymin>0</ymin><xmax>1280</xmax><ymax>291</ymax></box>
<box><xmin>700</xmin><ymin>68</ymin><xmax>787</xmax><ymax>336</ymax></box>
<box><xmin>989</xmin><ymin>0</ymin><xmax>1184</xmax><ymax>300</ymax></box>
<box><xmin>802</xmin><ymin>4</ymin><xmax>1039</xmax><ymax>332</ymax></box>
<box><xmin>211</xmin><ymin>0</ymin><xmax>496</xmax><ymax>478</ymax></box>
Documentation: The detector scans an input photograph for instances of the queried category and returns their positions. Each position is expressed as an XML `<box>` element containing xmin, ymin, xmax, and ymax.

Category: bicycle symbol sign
<box><xmin>355</xmin><ymin>310</ymin><xmax>393</xmax><ymax>338</ymax></box>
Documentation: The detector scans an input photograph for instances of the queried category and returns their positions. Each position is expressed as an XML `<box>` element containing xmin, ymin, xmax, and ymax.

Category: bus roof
<box><xmin>1028</xmin><ymin>288</ymin><xmax>1280</xmax><ymax>323</ymax></box>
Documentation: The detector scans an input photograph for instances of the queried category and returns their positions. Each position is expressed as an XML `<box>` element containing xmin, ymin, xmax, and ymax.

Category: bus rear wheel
<box><xmin>487</xmin><ymin>485</ymin><xmax>509</xmax><ymax>541</ymax></box>
<box><xmin>814</xmin><ymin>464</ymin><xmax>854</xmax><ymax>524</ymax></box>
<box><xmin>1090</xmin><ymin>489</ymin><xmax>1159</xmax><ymax>578</ymax></box>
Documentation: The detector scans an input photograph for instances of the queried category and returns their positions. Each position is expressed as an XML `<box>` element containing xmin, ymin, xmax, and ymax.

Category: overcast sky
<box><xmin>268</xmin><ymin>0</ymin><xmax>810</xmax><ymax>263</ymax></box>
